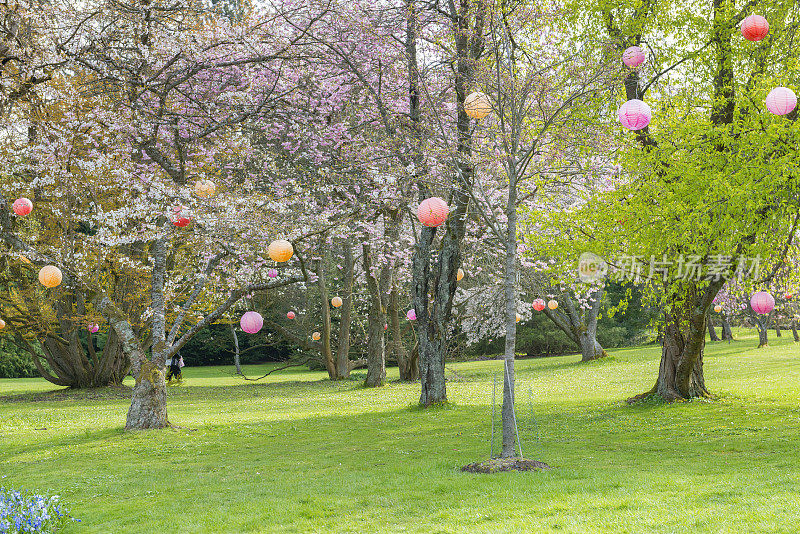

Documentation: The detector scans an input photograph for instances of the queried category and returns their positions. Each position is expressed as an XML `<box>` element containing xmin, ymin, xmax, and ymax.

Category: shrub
<box><xmin>0</xmin><ymin>341</ymin><xmax>38</xmax><ymax>379</ymax></box>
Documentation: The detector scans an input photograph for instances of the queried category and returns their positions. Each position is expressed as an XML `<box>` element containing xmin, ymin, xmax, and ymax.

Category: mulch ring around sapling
<box><xmin>461</xmin><ymin>457</ymin><xmax>552</xmax><ymax>474</ymax></box>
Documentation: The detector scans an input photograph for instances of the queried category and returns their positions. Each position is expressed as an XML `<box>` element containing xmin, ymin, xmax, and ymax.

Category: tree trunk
<box><xmin>792</xmin><ymin>319</ymin><xmax>799</xmax><ymax>342</ymax></box>
<box><xmin>775</xmin><ymin>319</ymin><xmax>782</xmax><ymax>337</ymax></box>
<box><xmin>316</xmin><ymin>255</ymin><xmax>337</xmax><ymax>379</ymax></box>
<box><xmin>363</xmin><ymin>244</ymin><xmax>386</xmax><ymax>387</ymax></box>
<box><xmin>707</xmin><ymin>313</ymin><xmax>720</xmax><ymax>341</ymax></box>
<box><xmin>721</xmin><ymin>315</ymin><xmax>733</xmax><ymax>340</ymax></box>
<box><xmin>754</xmin><ymin>314</ymin><xmax>768</xmax><ymax>347</ymax></box>
<box><xmin>335</xmin><ymin>242</ymin><xmax>355</xmax><ymax>379</ymax></box>
<box><xmin>231</xmin><ymin>323</ymin><xmax>242</xmax><ymax>375</ymax></box>
<box><xmin>500</xmin><ymin>162</ymin><xmax>519</xmax><ymax>459</ymax></box>
<box><xmin>389</xmin><ymin>284</ymin><xmax>416</xmax><ymax>381</ymax></box>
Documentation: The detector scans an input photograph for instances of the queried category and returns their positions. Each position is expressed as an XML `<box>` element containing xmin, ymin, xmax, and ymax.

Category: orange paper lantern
<box><xmin>457</xmin><ymin>268</ymin><xmax>464</xmax><ymax>281</ymax></box>
<box><xmin>515</xmin><ymin>313</ymin><xmax>521</xmax><ymax>323</ymax></box>
<box><xmin>194</xmin><ymin>179</ymin><xmax>216</xmax><ymax>198</ymax></box>
<box><xmin>547</xmin><ymin>299</ymin><xmax>558</xmax><ymax>310</ymax></box>
<box><xmin>331</xmin><ymin>296</ymin><xmax>343</xmax><ymax>308</ymax></box>
<box><xmin>38</xmin><ymin>265</ymin><xmax>62</xmax><ymax>288</ymax></box>
<box><xmin>417</xmin><ymin>197</ymin><xmax>449</xmax><ymax>227</ymax></box>
<box><xmin>464</xmin><ymin>91</ymin><xmax>491</xmax><ymax>119</ymax></box>
<box><xmin>714</xmin><ymin>305</ymin><xmax>722</xmax><ymax>313</ymax></box>
<box><xmin>0</xmin><ymin>318</ymin><xmax>5</xmax><ymax>329</ymax></box>
<box><xmin>268</xmin><ymin>240</ymin><xmax>293</xmax><ymax>262</ymax></box>
<box><xmin>312</xmin><ymin>331</ymin><xmax>321</xmax><ymax>341</ymax></box>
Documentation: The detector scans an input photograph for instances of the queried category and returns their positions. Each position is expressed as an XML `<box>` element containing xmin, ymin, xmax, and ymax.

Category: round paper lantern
<box><xmin>406</xmin><ymin>309</ymin><xmax>417</xmax><ymax>321</ymax></box>
<box><xmin>12</xmin><ymin>198</ymin><xmax>32</xmax><ymax>216</ymax></box>
<box><xmin>417</xmin><ymin>197</ymin><xmax>449</xmax><ymax>227</ymax></box>
<box><xmin>88</xmin><ymin>323</ymin><xmax>100</xmax><ymax>333</ymax></box>
<box><xmin>547</xmin><ymin>299</ymin><xmax>559</xmax><ymax>310</ymax></box>
<box><xmin>750</xmin><ymin>291</ymin><xmax>775</xmax><ymax>315</ymax></box>
<box><xmin>267</xmin><ymin>268</ymin><xmax>278</xmax><ymax>278</ymax></box>
<box><xmin>240</xmin><ymin>311</ymin><xmax>263</xmax><ymax>334</ymax></box>
<box><xmin>532</xmin><ymin>299</ymin><xmax>545</xmax><ymax>311</ymax></box>
<box><xmin>173</xmin><ymin>216</ymin><xmax>191</xmax><ymax>228</ymax></box>
<box><xmin>38</xmin><ymin>265</ymin><xmax>62</xmax><ymax>288</ymax></box>
<box><xmin>464</xmin><ymin>91</ymin><xmax>491</xmax><ymax>119</ymax></box>
<box><xmin>286</xmin><ymin>311</ymin><xmax>296</xmax><ymax>319</ymax></box>
<box><xmin>714</xmin><ymin>305</ymin><xmax>723</xmax><ymax>313</ymax></box>
<box><xmin>331</xmin><ymin>296</ymin><xmax>343</xmax><ymax>308</ymax></box>
<box><xmin>515</xmin><ymin>313</ymin><xmax>522</xmax><ymax>323</ymax></box>
<box><xmin>0</xmin><ymin>319</ymin><xmax>5</xmax><ymax>329</ymax></box>
<box><xmin>194</xmin><ymin>179</ymin><xmax>216</xmax><ymax>198</ymax></box>
<box><xmin>618</xmin><ymin>99</ymin><xmax>652</xmax><ymax>131</ymax></box>
<box><xmin>312</xmin><ymin>331</ymin><xmax>321</xmax><ymax>341</ymax></box>
<box><xmin>622</xmin><ymin>46</ymin><xmax>645</xmax><ymax>68</ymax></box>
<box><xmin>785</xmin><ymin>294</ymin><xmax>793</xmax><ymax>301</ymax></box>
<box><xmin>384</xmin><ymin>323</ymin><xmax>388</xmax><ymax>331</ymax></box>
<box><xmin>456</xmin><ymin>268</ymin><xmax>464</xmax><ymax>282</ymax></box>
<box><xmin>766</xmin><ymin>87</ymin><xmax>797</xmax><ymax>116</ymax></box>
<box><xmin>268</xmin><ymin>240</ymin><xmax>293</xmax><ymax>262</ymax></box>
<box><xmin>741</xmin><ymin>15</ymin><xmax>769</xmax><ymax>42</ymax></box>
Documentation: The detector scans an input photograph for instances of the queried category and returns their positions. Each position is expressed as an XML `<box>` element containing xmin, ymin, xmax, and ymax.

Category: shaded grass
<box><xmin>2</xmin><ymin>329</ymin><xmax>800</xmax><ymax>532</ymax></box>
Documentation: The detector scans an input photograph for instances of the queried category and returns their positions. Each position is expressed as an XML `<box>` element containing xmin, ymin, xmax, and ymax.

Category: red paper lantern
<box><xmin>12</xmin><ymin>198</ymin><xmax>32</xmax><ymax>216</ymax></box>
<box><xmin>286</xmin><ymin>311</ymin><xmax>296</xmax><ymax>319</ymax></box>
<box><xmin>384</xmin><ymin>323</ymin><xmax>388</xmax><ymax>331</ymax></box>
<box><xmin>417</xmin><ymin>197</ymin><xmax>449</xmax><ymax>227</ymax></box>
<box><xmin>173</xmin><ymin>217</ymin><xmax>191</xmax><ymax>228</ymax></box>
<box><xmin>750</xmin><ymin>292</ymin><xmax>775</xmax><ymax>315</ymax></box>
<box><xmin>240</xmin><ymin>311</ymin><xmax>263</xmax><ymax>334</ymax></box>
<box><xmin>741</xmin><ymin>15</ymin><xmax>769</xmax><ymax>42</ymax></box>
<box><xmin>532</xmin><ymin>299</ymin><xmax>545</xmax><ymax>311</ymax></box>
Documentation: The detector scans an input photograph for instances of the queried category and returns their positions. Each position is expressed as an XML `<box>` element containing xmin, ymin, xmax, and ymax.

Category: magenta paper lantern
<box><xmin>766</xmin><ymin>87</ymin><xmax>797</xmax><ymax>116</ymax></box>
<box><xmin>12</xmin><ymin>198</ymin><xmax>32</xmax><ymax>216</ymax></box>
<box><xmin>286</xmin><ymin>311</ymin><xmax>296</xmax><ymax>319</ymax></box>
<box><xmin>618</xmin><ymin>99</ymin><xmax>652</xmax><ymax>131</ymax></box>
<box><xmin>406</xmin><ymin>309</ymin><xmax>417</xmax><ymax>321</ymax></box>
<box><xmin>267</xmin><ymin>268</ymin><xmax>278</xmax><ymax>278</ymax></box>
<box><xmin>417</xmin><ymin>197</ymin><xmax>449</xmax><ymax>227</ymax></box>
<box><xmin>240</xmin><ymin>311</ymin><xmax>263</xmax><ymax>334</ymax></box>
<box><xmin>88</xmin><ymin>323</ymin><xmax>100</xmax><ymax>334</ymax></box>
<box><xmin>532</xmin><ymin>299</ymin><xmax>545</xmax><ymax>312</ymax></box>
<box><xmin>750</xmin><ymin>292</ymin><xmax>775</xmax><ymax>315</ymax></box>
<box><xmin>741</xmin><ymin>15</ymin><xmax>769</xmax><ymax>42</ymax></box>
<box><xmin>622</xmin><ymin>46</ymin><xmax>645</xmax><ymax>68</ymax></box>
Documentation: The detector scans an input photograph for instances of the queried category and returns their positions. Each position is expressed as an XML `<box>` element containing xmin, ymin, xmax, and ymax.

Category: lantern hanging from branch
<box><xmin>456</xmin><ymin>268</ymin><xmax>464</xmax><ymax>282</ymax></box>
<box><xmin>714</xmin><ymin>305</ymin><xmax>723</xmax><ymax>313</ymax></box>
<box><xmin>417</xmin><ymin>197</ymin><xmax>449</xmax><ymax>227</ymax></box>
<box><xmin>532</xmin><ymin>299</ymin><xmax>545</xmax><ymax>311</ymax></box>
<box><xmin>618</xmin><ymin>99</ymin><xmax>652</xmax><ymax>131</ymax></box>
<box><xmin>384</xmin><ymin>324</ymin><xmax>388</xmax><ymax>331</ymax></box>
<box><xmin>464</xmin><ymin>91</ymin><xmax>491</xmax><ymax>119</ymax></box>
<box><xmin>312</xmin><ymin>331</ymin><xmax>321</xmax><ymax>341</ymax></box>
<box><xmin>286</xmin><ymin>311</ymin><xmax>296</xmax><ymax>319</ymax></box>
<box><xmin>741</xmin><ymin>15</ymin><xmax>769</xmax><ymax>41</ymax></box>
<box><xmin>194</xmin><ymin>179</ymin><xmax>216</xmax><ymax>198</ymax></box>
<box><xmin>88</xmin><ymin>323</ymin><xmax>100</xmax><ymax>333</ymax></box>
<box><xmin>38</xmin><ymin>266</ymin><xmax>62</xmax><ymax>288</ymax></box>
<box><xmin>267</xmin><ymin>268</ymin><xmax>278</xmax><ymax>278</ymax></box>
<box><xmin>750</xmin><ymin>292</ymin><xmax>775</xmax><ymax>315</ymax></box>
<box><xmin>331</xmin><ymin>296</ymin><xmax>343</xmax><ymax>308</ymax></box>
<box><xmin>547</xmin><ymin>299</ymin><xmax>559</xmax><ymax>310</ymax></box>
<box><xmin>12</xmin><ymin>198</ymin><xmax>32</xmax><ymax>216</ymax></box>
<box><xmin>173</xmin><ymin>217</ymin><xmax>191</xmax><ymax>228</ymax></box>
<box><xmin>766</xmin><ymin>87</ymin><xmax>797</xmax><ymax>116</ymax></box>
<box><xmin>785</xmin><ymin>294</ymin><xmax>793</xmax><ymax>301</ymax></box>
<box><xmin>0</xmin><ymin>319</ymin><xmax>5</xmax><ymax>329</ymax></box>
<box><xmin>240</xmin><ymin>311</ymin><xmax>263</xmax><ymax>334</ymax></box>
<box><xmin>268</xmin><ymin>240</ymin><xmax>293</xmax><ymax>262</ymax></box>
<box><xmin>515</xmin><ymin>313</ymin><xmax>522</xmax><ymax>323</ymax></box>
<box><xmin>622</xmin><ymin>46</ymin><xmax>645</xmax><ymax>68</ymax></box>
<box><xmin>406</xmin><ymin>309</ymin><xmax>417</xmax><ymax>321</ymax></box>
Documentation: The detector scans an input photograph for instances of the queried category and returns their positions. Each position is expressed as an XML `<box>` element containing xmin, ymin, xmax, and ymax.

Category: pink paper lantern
<box><xmin>406</xmin><ymin>309</ymin><xmax>417</xmax><ymax>321</ymax></box>
<box><xmin>750</xmin><ymin>292</ymin><xmax>775</xmax><ymax>315</ymax></box>
<box><xmin>384</xmin><ymin>323</ymin><xmax>388</xmax><ymax>331</ymax></box>
<box><xmin>286</xmin><ymin>311</ymin><xmax>296</xmax><ymax>319</ymax></box>
<box><xmin>240</xmin><ymin>311</ymin><xmax>263</xmax><ymax>334</ymax></box>
<box><xmin>417</xmin><ymin>197</ymin><xmax>449</xmax><ymax>227</ymax></box>
<box><xmin>12</xmin><ymin>198</ymin><xmax>32</xmax><ymax>216</ymax></box>
<box><xmin>618</xmin><ymin>99</ymin><xmax>652</xmax><ymax>131</ymax></box>
<box><xmin>532</xmin><ymin>299</ymin><xmax>545</xmax><ymax>312</ymax></box>
<box><xmin>741</xmin><ymin>15</ymin><xmax>769</xmax><ymax>42</ymax></box>
<box><xmin>267</xmin><ymin>268</ymin><xmax>278</xmax><ymax>278</ymax></box>
<box><xmin>88</xmin><ymin>323</ymin><xmax>100</xmax><ymax>334</ymax></box>
<box><xmin>766</xmin><ymin>87</ymin><xmax>797</xmax><ymax>116</ymax></box>
<box><xmin>622</xmin><ymin>46</ymin><xmax>645</xmax><ymax>68</ymax></box>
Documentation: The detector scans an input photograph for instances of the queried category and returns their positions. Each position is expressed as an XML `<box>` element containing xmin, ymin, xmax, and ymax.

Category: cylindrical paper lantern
<box><xmin>194</xmin><ymin>179</ymin><xmax>216</xmax><ymax>198</ymax></box>
<box><xmin>515</xmin><ymin>313</ymin><xmax>521</xmax><ymax>323</ymax></box>
<box><xmin>406</xmin><ymin>309</ymin><xmax>417</xmax><ymax>321</ymax></box>
<box><xmin>12</xmin><ymin>198</ymin><xmax>32</xmax><ymax>216</ymax></box>
<box><xmin>618</xmin><ymin>99</ymin><xmax>652</xmax><ymax>131</ymax></box>
<box><xmin>88</xmin><ymin>323</ymin><xmax>100</xmax><ymax>333</ymax></box>
<box><xmin>417</xmin><ymin>197</ymin><xmax>449</xmax><ymax>227</ymax></box>
<box><xmin>750</xmin><ymin>291</ymin><xmax>775</xmax><ymax>315</ymax></box>
<box><xmin>286</xmin><ymin>311</ymin><xmax>296</xmax><ymax>319</ymax></box>
<box><xmin>267</xmin><ymin>268</ymin><xmax>278</xmax><ymax>278</ymax></box>
<box><xmin>0</xmin><ymin>318</ymin><xmax>5</xmax><ymax>329</ymax></box>
<box><xmin>464</xmin><ymin>91</ymin><xmax>491</xmax><ymax>119</ymax></box>
<box><xmin>312</xmin><ymin>331</ymin><xmax>321</xmax><ymax>341</ymax></box>
<box><xmin>38</xmin><ymin>265</ymin><xmax>62</xmax><ymax>288</ymax></box>
<box><xmin>622</xmin><ymin>46</ymin><xmax>645</xmax><ymax>68</ymax></box>
<box><xmin>331</xmin><ymin>296</ymin><xmax>343</xmax><ymax>308</ymax></box>
<box><xmin>268</xmin><ymin>240</ymin><xmax>293</xmax><ymax>262</ymax></box>
<box><xmin>532</xmin><ymin>299</ymin><xmax>545</xmax><ymax>311</ymax></box>
<box><xmin>173</xmin><ymin>217</ymin><xmax>191</xmax><ymax>228</ymax></box>
<box><xmin>766</xmin><ymin>87</ymin><xmax>797</xmax><ymax>116</ymax></box>
<box><xmin>714</xmin><ymin>305</ymin><xmax>723</xmax><ymax>313</ymax></box>
<box><xmin>741</xmin><ymin>15</ymin><xmax>769</xmax><ymax>41</ymax></box>
<box><xmin>456</xmin><ymin>268</ymin><xmax>464</xmax><ymax>282</ymax></box>
<box><xmin>240</xmin><ymin>311</ymin><xmax>263</xmax><ymax>334</ymax></box>
<box><xmin>547</xmin><ymin>299</ymin><xmax>559</xmax><ymax>310</ymax></box>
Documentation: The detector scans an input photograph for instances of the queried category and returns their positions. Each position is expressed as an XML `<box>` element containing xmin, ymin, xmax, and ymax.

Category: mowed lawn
<box><xmin>3</xmin><ymin>330</ymin><xmax>800</xmax><ymax>533</ymax></box>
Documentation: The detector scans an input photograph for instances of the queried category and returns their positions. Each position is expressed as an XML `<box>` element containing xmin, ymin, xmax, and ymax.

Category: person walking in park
<box><xmin>166</xmin><ymin>352</ymin><xmax>184</xmax><ymax>383</ymax></box>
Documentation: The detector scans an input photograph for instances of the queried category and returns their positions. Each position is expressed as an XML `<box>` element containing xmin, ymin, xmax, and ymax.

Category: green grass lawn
<box><xmin>3</xmin><ymin>329</ymin><xmax>800</xmax><ymax>533</ymax></box>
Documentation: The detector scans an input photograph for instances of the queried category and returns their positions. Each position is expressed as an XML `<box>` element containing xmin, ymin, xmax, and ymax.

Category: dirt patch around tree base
<box><xmin>461</xmin><ymin>457</ymin><xmax>552</xmax><ymax>473</ymax></box>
